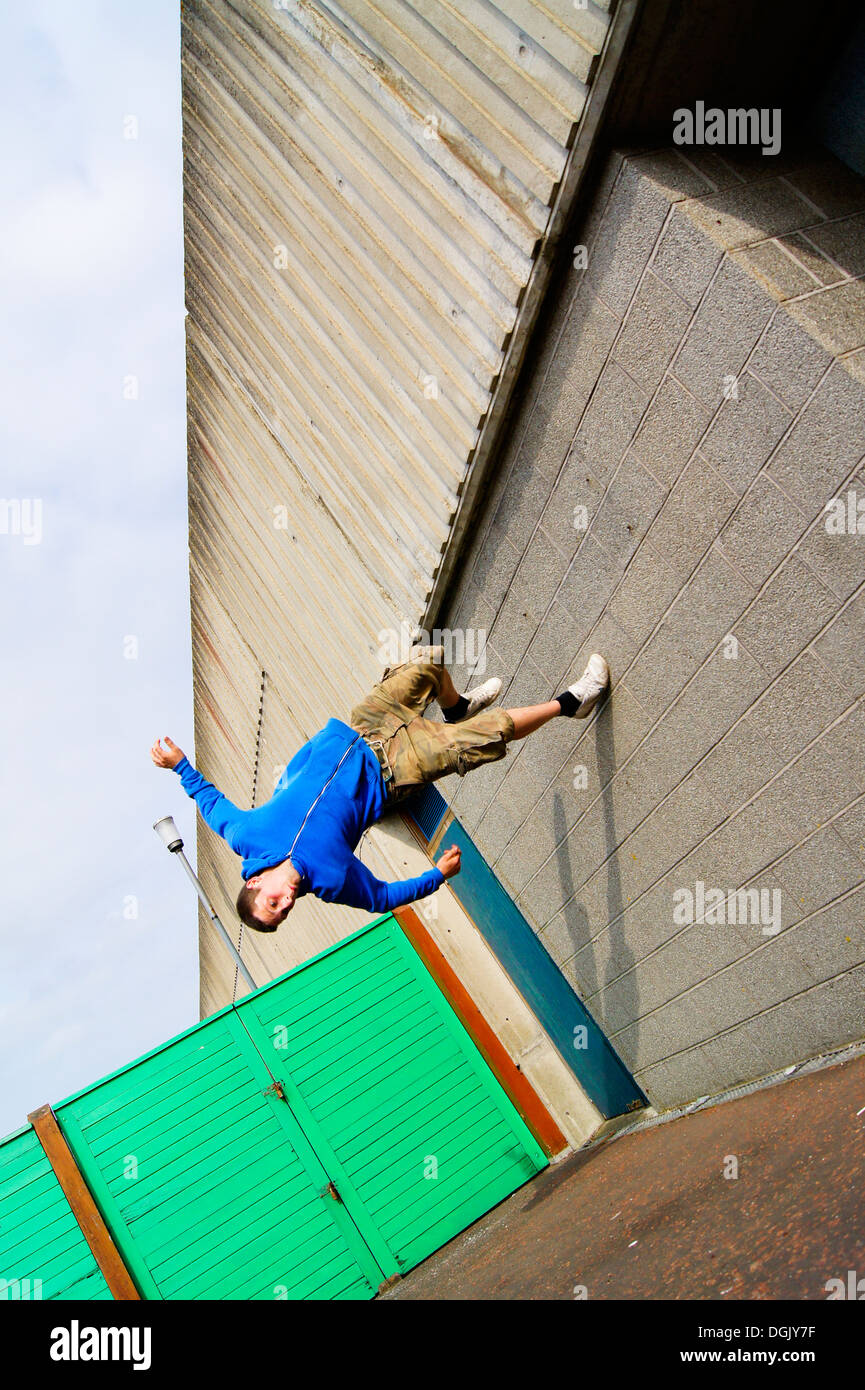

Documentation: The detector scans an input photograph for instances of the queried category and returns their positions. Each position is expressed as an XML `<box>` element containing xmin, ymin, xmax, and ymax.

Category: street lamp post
<box><xmin>152</xmin><ymin>816</ymin><xmax>259</xmax><ymax>992</ymax></box>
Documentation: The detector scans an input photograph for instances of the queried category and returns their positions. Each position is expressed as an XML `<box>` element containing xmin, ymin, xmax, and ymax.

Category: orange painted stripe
<box><xmin>28</xmin><ymin>1105</ymin><xmax>141</xmax><ymax>1300</ymax></box>
<box><xmin>394</xmin><ymin>905</ymin><xmax>568</xmax><ymax>1158</ymax></box>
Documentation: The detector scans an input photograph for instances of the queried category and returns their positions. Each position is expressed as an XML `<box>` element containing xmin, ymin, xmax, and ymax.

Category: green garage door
<box><xmin>0</xmin><ymin>1125</ymin><xmax>112</xmax><ymax>1301</ymax></box>
<box><xmin>8</xmin><ymin>914</ymin><xmax>546</xmax><ymax>1299</ymax></box>
<box><xmin>53</xmin><ymin>1005</ymin><xmax>382</xmax><ymax>1300</ymax></box>
<box><xmin>236</xmin><ymin>914</ymin><xmax>548</xmax><ymax>1276</ymax></box>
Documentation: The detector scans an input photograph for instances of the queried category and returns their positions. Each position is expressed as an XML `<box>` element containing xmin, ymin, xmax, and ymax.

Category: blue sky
<box><xmin>0</xmin><ymin>2</ymin><xmax>198</xmax><ymax>1135</ymax></box>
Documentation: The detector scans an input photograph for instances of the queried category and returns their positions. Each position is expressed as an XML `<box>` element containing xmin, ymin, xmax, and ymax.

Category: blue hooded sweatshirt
<box><xmin>173</xmin><ymin>717</ymin><xmax>443</xmax><ymax>913</ymax></box>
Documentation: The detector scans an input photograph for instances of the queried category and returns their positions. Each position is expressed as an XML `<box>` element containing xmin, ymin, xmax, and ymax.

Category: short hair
<box><xmin>236</xmin><ymin>880</ymin><xmax>277</xmax><ymax>933</ymax></box>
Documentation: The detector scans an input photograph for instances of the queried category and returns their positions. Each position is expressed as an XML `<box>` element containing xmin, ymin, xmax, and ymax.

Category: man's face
<box><xmin>247</xmin><ymin>861</ymin><xmax>301</xmax><ymax>928</ymax></box>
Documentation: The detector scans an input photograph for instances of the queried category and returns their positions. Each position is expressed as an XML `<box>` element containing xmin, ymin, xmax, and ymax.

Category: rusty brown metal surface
<box><xmin>382</xmin><ymin>1052</ymin><xmax>865</xmax><ymax>1300</ymax></box>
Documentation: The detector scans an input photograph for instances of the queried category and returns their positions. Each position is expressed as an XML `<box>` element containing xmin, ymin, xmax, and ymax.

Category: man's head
<box><xmin>236</xmin><ymin>859</ymin><xmax>303</xmax><ymax>932</ymax></box>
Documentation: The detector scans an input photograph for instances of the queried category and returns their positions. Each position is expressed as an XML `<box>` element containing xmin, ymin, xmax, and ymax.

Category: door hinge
<box><xmin>263</xmin><ymin>1080</ymin><xmax>286</xmax><ymax>1101</ymax></box>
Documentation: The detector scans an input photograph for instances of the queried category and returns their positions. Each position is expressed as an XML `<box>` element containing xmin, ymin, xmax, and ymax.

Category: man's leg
<box><xmin>421</xmin><ymin>657</ymin><xmax>551</xmax><ymax>725</ymax></box>
<box><xmin>505</xmin><ymin>700</ymin><xmax>562</xmax><ymax>739</ymax></box>
<box><xmin>386</xmin><ymin>654</ymin><xmax>608</xmax><ymax>794</ymax></box>
<box><xmin>467</xmin><ymin>686</ymin><xmax>598</xmax><ymax>746</ymax></box>
<box><xmin>404</xmin><ymin>647</ymin><xmax>501</xmax><ymax>723</ymax></box>
<box><xmin>439</xmin><ymin>652</ymin><xmax>611</xmax><ymax>770</ymax></box>
<box><xmin>437</xmin><ymin>665</ymin><xmax>462</xmax><ymax>712</ymax></box>
<box><xmin>455</xmin><ymin>651</ymin><xmax>611</xmax><ymax>741</ymax></box>
<box><xmin>359</xmin><ymin>651</ymin><xmax>610</xmax><ymax>799</ymax></box>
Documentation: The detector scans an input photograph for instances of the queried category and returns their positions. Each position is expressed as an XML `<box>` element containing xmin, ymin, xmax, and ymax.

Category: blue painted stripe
<box><xmin>442</xmin><ymin>821</ymin><xmax>646</xmax><ymax>1119</ymax></box>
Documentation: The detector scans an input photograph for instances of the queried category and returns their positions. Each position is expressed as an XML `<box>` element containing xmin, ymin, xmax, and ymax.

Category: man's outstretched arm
<box><xmin>338</xmin><ymin>844</ymin><xmax>461</xmax><ymax>913</ymax></box>
<box><xmin>150</xmin><ymin>736</ymin><xmax>246</xmax><ymax>844</ymax></box>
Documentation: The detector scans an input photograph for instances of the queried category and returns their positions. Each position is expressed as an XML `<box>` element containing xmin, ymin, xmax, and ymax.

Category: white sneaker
<box><xmin>564</xmin><ymin>654</ymin><xmax>610</xmax><ymax>718</ymax></box>
<box><xmin>449</xmin><ymin>676</ymin><xmax>502</xmax><ymax>719</ymax></box>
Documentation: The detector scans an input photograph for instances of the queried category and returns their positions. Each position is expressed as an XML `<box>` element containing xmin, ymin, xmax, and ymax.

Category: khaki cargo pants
<box><xmin>349</xmin><ymin>646</ymin><xmax>515</xmax><ymax>804</ymax></box>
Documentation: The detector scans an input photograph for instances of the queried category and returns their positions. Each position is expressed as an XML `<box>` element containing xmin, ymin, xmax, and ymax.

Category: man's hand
<box><xmin>150</xmin><ymin>736</ymin><xmax>185</xmax><ymax>770</ymax></box>
<box><xmin>435</xmin><ymin>844</ymin><xmax>462</xmax><ymax>880</ymax></box>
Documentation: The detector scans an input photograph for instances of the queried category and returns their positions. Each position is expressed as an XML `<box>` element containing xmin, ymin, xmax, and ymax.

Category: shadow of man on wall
<box><xmin>552</xmin><ymin>694</ymin><xmax>639</xmax><ymax>1060</ymax></box>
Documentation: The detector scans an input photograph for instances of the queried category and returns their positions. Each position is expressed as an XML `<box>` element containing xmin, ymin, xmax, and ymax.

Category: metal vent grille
<box><xmin>403</xmin><ymin>781</ymin><xmax>449</xmax><ymax>843</ymax></box>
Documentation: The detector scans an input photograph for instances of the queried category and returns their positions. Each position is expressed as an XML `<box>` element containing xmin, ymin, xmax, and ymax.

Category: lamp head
<box><xmin>153</xmin><ymin>816</ymin><xmax>183</xmax><ymax>853</ymax></box>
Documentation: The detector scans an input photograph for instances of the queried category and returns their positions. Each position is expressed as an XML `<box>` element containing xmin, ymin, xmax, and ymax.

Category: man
<box><xmin>150</xmin><ymin>647</ymin><xmax>609</xmax><ymax>930</ymax></box>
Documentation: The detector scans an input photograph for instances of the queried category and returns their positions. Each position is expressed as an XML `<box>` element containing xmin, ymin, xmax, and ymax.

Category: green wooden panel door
<box><xmin>2</xmin><ymin>914</ymin><xmax>547</xmax><ymax>1299</ymax></box>
<box><xmin>237</xmin><ymin>916</ymin><xmax>548</xmax><ymax>1276</ymax></box>
<box><xmin>53</xmin><ymin>1010</ymin><xmax>385</xmax><ymax>1300</ymax></box>
<box><xmin>0</xmin><ymin>1125</ymin><xmax>112</xmax><ymax>1302</ymax></box>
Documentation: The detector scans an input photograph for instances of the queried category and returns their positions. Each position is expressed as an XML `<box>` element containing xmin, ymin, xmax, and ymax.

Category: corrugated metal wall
<box><xmin>181</xmin><ymin>0</ymin><xmax>616</xmax><ymax>1009</ymax></box>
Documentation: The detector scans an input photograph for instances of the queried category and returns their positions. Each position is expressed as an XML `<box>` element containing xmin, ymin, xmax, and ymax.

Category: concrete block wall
<box><xmin>439</xmin><ymin>144</ymin><xmax>865</xmax><ymax>1110</ymax></box>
